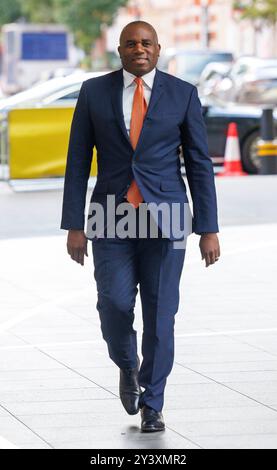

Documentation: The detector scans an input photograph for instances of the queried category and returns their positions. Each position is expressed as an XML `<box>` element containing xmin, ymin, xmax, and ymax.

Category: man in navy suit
<box><xmin>61</xmin><ymin>21</ymin><xmax>220</xmax><ymax>432</ymax></box>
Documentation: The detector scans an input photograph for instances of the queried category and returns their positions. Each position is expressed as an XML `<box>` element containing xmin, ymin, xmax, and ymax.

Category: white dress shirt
<box><xmin>122</xmin><ymin>67</ymin><xmax>156</xmax><ymax>136</ymax></box>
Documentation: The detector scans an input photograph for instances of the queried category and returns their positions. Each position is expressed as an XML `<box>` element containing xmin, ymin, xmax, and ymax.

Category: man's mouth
<box><xmin>132</xmin><ymin>58</ymin><xmax>148</xmax><ymax>63</ymax></box>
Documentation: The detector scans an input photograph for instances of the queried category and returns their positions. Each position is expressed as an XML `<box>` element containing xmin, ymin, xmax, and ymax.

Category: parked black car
<box><xmin>201</xmin><ymin>96</ymin><xmax>277</xmax><ymax>174</ymax></box>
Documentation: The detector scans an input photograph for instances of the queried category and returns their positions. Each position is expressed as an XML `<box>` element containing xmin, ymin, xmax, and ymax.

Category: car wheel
<box><xmin>241</xmin><ymin>130</ymin><xmax>260</xmax><ymax>174</ymax></box>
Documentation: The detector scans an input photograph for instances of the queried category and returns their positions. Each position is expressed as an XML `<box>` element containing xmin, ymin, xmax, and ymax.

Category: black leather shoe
<box><xmin>140</xmin><ymin>405</ymin><xmax>165</xmax><ymax>432</ymax></box>
<box><xmin>119</xmin><ymin>356</ymin><xmax>141</xmax><ymax>415</ymax></box>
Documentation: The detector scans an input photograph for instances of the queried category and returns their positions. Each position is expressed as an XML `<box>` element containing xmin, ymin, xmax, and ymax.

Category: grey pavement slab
<box><xmin>166</xmin><ymin>418</ymin><xmax>277</xmax><ymax>438</ymax></box>
<box><xmin>55</xmin><ymin>439</ymin><xmax>200</xmax><ymax>449</ymax></box>
<box><xmin>195</xmin><ymin>369</ymin><xmax>277</xmax><ymax>383</ymax></box>
<box><xmin>0</xmin><ymin>415</ymin><xmax>52</xmax><ymax>448</ymax></box>
<box><xmin>165</xmin><ymin>405</ymin><xmax>277</xmax><ymax>423</ymax></box>
<box><xmin>19</xmin><ymin>442</ymin><xmax>52</xmax><ymax>449</ymax></box>
<box><xmin>175</xmin><ymin>360</ymin><xmax>277</xmax><ymax>374</ymax></box>
<box><xmin>29</xmin><ymin>423</ymin><xmax>201</xmax><ymax>449</ymax></box>
<box><xmin>2</xmin><ymin>398</ymin><xmax>120</xmax><ymax>417</ymax></box>
<box><xmin>175</xmin><ymin>351</ymin><xmax>276</xmax><ymax>364</ymax></box>
<box><xmin>0</xmin><ymin>376</ymin><xmax>112</xmax><ymax>392</ymax></box>
<box><xmin>192</xmin><ymin>434</ymin><xmax>277</xmax><ymax>449</ymax></box>
<box><xmin>217</xmin><ymin>382</ymin><xmax>277</xmax><ymax>408</ymax></box>
<box><xmin>0</xmin><ymin>387</ymin><xmax>116</xmax><ymax>405</ymax></box>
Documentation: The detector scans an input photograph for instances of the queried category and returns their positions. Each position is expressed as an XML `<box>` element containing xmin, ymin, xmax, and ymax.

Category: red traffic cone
<box><xmin>218</xmin><ymin>122</ymin><xmax>247</xmax><ymax>176</ymax></box>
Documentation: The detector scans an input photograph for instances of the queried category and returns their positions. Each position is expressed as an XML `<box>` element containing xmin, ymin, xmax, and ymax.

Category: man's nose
<box><xmin>134</xmin><ymin>42</ymin><xmax>145</xmax><ymax>53</ymax></box>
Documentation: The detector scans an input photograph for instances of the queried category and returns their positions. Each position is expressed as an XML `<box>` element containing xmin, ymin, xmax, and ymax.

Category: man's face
<box><xmin>118</xmin><ymin>25</ymin><xmax>161</xmax><ymax>76</ymax></box>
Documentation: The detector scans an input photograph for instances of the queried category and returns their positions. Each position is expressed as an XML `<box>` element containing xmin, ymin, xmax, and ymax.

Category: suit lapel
<box><xmin>145</xmin><ymin>68</ymin><xmax>164</xmax><ymax>119</ymax></box>
<box><xmin>135</xmin><ymin>68</ymin><xmax>164</xmax><ymax>153</ymax></box>
<box><xmin>111</xmin><ymin>69</ymin><xmax>132</xmax><ymax>148</ymax></box>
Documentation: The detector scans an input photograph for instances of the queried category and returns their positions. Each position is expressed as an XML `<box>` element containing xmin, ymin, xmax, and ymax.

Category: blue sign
<box><xmin>22</xmin><ymin>32</ymin><xmax>68</xmax><ymax>60</ymax></box>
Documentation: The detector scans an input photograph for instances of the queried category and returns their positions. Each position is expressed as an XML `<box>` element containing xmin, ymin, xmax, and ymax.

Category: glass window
<box><xmin>56</xmin><ymin>89</ymin><xmax>80</xmax><ymax>100</ymax></box>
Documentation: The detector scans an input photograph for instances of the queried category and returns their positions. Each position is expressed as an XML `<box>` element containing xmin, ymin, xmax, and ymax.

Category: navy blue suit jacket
<box><xmin>60</xmin><ymin>67</ymin><xmax>219</xmax><ymax>238</ymax></box>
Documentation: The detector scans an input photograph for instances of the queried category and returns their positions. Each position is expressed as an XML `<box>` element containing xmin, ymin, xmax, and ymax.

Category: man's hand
<box><xmin>199</xmin><ymin>233</ymin><xmax>220</xmax><ymax>268</ymax></box>
<box><xmin>67</xmin><ymin>230</ymin><xmax>88</xmax><ymax>266</ymax></box>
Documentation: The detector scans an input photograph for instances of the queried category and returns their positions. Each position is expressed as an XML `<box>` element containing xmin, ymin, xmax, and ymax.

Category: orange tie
<box><xmin>126</xmin><ymin>77</ymin><xmax>147</xmax><ymax>208</ymax></box>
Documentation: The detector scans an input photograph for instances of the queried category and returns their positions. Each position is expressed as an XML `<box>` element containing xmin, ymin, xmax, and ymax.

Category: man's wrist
<box><xmin>199</xmin><ymin>232</ymin><xmax>218</xmax><ymax>237</ymax></box>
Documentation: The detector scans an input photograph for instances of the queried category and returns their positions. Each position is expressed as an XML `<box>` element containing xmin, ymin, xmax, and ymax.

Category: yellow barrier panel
<box><xmin>8</xmin><ymin>107</ymin><xmax>97</xmax><ymax>179</ymax></box>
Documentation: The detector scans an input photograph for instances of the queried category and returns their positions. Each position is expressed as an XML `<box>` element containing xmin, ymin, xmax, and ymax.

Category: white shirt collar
<box><xmin>123</xmin><ymin>67</ymin><xmax>156</xmax><ymax>90</ymax></box>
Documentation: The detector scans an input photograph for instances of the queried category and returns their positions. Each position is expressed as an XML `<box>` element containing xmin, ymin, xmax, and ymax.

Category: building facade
<box><xmin>104</xmin><ymin>0</ymin><xmax>277</xmax><ymax>59</ymax></box>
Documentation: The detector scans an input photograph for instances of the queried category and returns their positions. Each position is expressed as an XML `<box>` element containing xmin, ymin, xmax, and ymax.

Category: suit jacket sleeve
<box><xmin>181</xmin><ymin>86</ymin><xmax>219</xmax><ymax>235</ymax></box>
<box><xmin>60</xmin><ymin>80</ymin><xmax>95</xmax><ymax>230</ymax></box>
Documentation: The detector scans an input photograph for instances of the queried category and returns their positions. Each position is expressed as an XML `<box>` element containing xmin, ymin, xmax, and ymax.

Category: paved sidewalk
<box><xmin>0</xmin><ymin>223</ymin><xmax>277</xmax><ymax>449</ymax></box>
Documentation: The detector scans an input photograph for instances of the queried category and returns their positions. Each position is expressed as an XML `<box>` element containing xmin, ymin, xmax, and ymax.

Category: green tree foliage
<box><xmin>0</xmin><ymin>0</ymin><xmax>22</xmax><ymax>25</ymax></box>
<box><xmin>54</xmin><ymin>0</ymin><xmax>128</xmax><ymax>54</ymax></box>
<box><xmin>233</xmin><ymin>0</ymin><xmax>277</xmax><ymax>24</ymax></box>
<box><xmin>18</xmin><ymin>0</ymin><xmax>56</xmax><ymax>22</ymax></box>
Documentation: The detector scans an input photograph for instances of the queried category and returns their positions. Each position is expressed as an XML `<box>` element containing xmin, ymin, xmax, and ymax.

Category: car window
<box><xmin>56</xmin><ymin>89</ymin><xmax>80</xmax><ymax>100</ymax></box>
<box><xmin>238</xmin><ymin>64</ymin><xmax>249</xmax><ymax>75</ymax></box>
<box><xmin>0</xmin><ymin>72</ymin><xmax>108</xmax><ymax>108</ymax></box>
<box><xmin>207</xmin><ymin>70</ymin><xmax>217</xmax><ymax>80</ymax></box>
<box><xmin>230</xmin><ymin>63</ymin><xmax>247</xmax><ymax>79</ymax></box>
<box><xmin>0</xmin><ymin>78</ymin><xmax>79</xmax><ymax>107</ymax></box>
<box><xmin>174</xmin><ymin>52</ymin><xmax>233</xmax><ymax>83</ymax></box>
<box><xmin>42</xmin><ymin>85</ymin><xmax>81</xmax><ymax>104</ymax></box>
